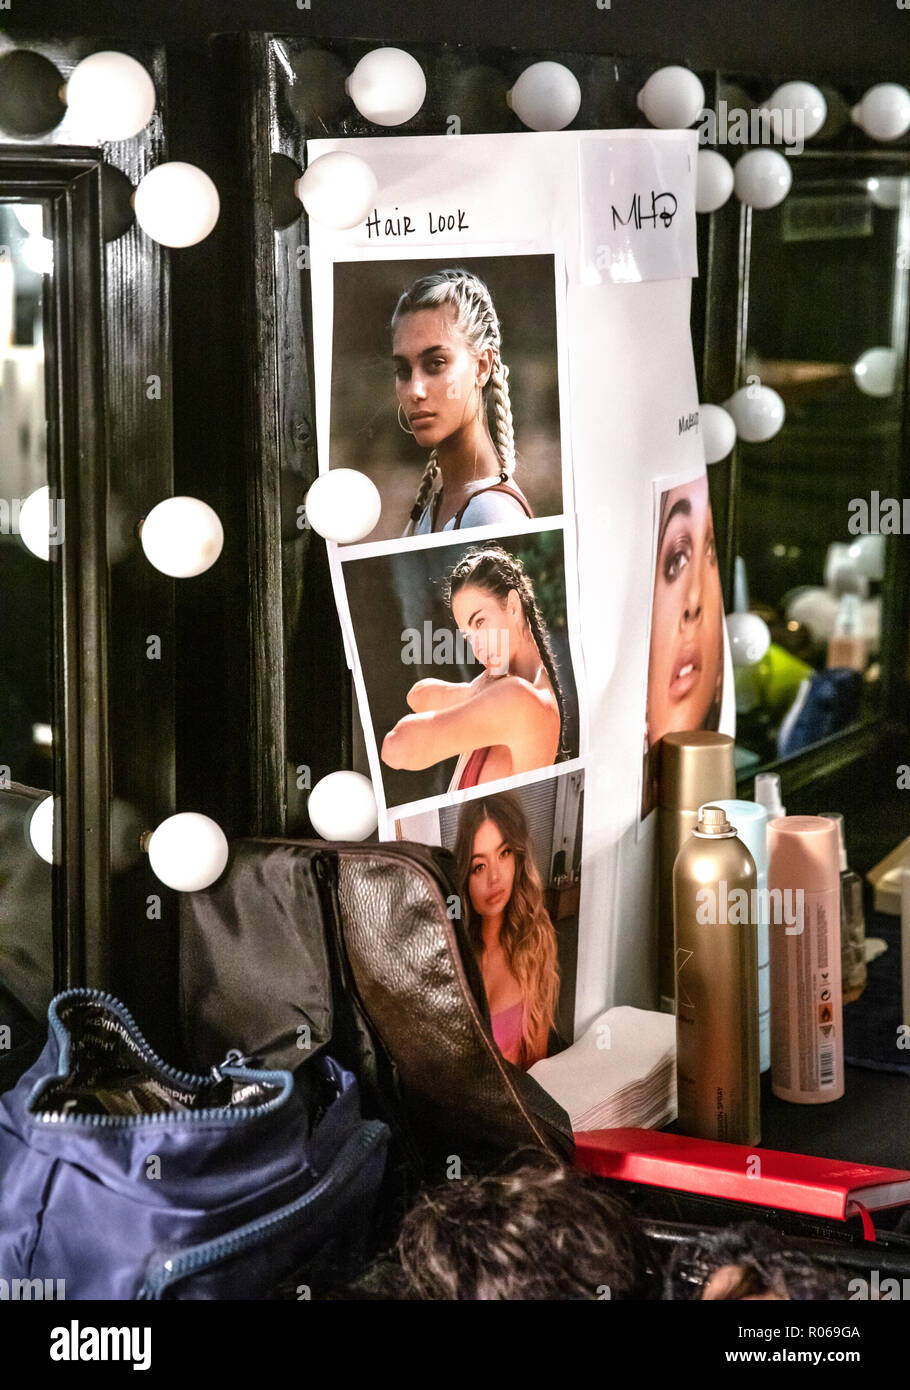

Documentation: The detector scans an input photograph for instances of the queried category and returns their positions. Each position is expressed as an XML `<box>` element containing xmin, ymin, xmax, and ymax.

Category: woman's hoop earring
<box><xmin>397</xmin><ymin>403</ymin><xmax>415</xmax><ymax>435</ymax></box>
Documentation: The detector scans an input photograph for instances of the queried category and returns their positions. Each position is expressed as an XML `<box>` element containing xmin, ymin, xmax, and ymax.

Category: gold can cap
<box><xmin>698</xmin><ymin>805</ymin><xmax>733</xmax><ymax>834</ymax></box>
<box><xmin>659</xmin><ymin>731</ymin><xmax>736</xmax><ymax>812</ymax></box>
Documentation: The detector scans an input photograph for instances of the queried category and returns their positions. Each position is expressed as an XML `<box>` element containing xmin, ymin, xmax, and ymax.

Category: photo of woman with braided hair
<box><xmin>392</xmin><ymin>268</ymin><xmax>532</xmax><ymax>537</ymax></box>
<box><xmin>326</xmin><ymin>253</ymin><xmax>564</xmax><ymax>544</ymax></box>
<box><xmin>380</xmin><ymin>541</ymin><xmax>567</xmax><ymax>793</ymax></box>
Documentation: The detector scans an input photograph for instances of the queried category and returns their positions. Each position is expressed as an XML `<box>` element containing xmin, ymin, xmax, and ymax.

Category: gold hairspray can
<box><xmin>673</xmin><ymin>805</ymin><xmax>761</xmax><ymax>1144</ymax></box>
<box><xmin>659</xmin><ymin>732</ymin><xmax>736</xmax><ymax>1013</ymax></box>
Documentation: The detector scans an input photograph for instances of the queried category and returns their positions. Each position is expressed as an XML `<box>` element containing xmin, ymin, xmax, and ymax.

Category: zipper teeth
<box><xmin>141</xmin><ymin>1121</ymin><xmax>387</xmax><ymax>1297</ymax></box>
<box><xmin>35</xmin><ymin>988</ymin><xmax>291</xmax><ymax>1129</ymax></box>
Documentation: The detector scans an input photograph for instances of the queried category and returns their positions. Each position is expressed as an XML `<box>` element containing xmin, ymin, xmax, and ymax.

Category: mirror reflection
<box><xmin>733</xmin><ymin>172</ymin><xmax>909</xmax><ymax>770</ymax></box>
<box><xmin>0</xmin><ymin>200</ymin><xmax>55</xmax><ymax>1020</ymax></box>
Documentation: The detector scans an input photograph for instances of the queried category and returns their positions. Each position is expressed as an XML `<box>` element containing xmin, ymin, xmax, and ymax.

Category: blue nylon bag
<box><xmin>0</xmin><ymin>989</ymin><xmax>389</xmax><ymax>1299</ymax></box>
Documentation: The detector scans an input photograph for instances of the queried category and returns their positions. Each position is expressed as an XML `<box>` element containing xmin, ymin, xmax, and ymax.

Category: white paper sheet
<box><xmin>307</xmin><ymin>127</ymin><xmax>715</xmax><ymax>1049</ymax></box>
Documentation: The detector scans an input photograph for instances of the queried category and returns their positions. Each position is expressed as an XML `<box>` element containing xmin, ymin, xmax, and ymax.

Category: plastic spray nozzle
<box><xmin>754</xmin><ymin>772</ymin><xmax>785</xmax><ymax>819</ymax></box>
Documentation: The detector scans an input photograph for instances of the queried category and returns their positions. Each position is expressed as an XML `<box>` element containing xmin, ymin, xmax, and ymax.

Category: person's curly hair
<box><xmin>366</xmin><ymin>1154</ymin><xmax>659</xmax><ymax>1301</ymax></box>
<box><xmin>664</xmin><ymin>1220</ymin><xmax>849</xmax><ymax>1301</ymax></box>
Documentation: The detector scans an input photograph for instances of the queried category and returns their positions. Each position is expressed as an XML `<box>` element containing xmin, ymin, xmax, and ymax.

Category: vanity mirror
<box><xmin>0</xmin><ymin>198</ymin><xmax>54</xmax><ymax>1019</ymax></box>
<box><xmin>701</xmin><ymin>131</ymin><xmax>910</xmax><ymax>790</ymax></box>
<box><xmin>0</xmin><ymin>149</ymin><xmax>108</xmax><ymax>1014</ymax></box>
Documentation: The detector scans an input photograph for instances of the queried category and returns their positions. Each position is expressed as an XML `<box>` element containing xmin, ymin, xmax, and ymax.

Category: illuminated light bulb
<box><xmin>145</xmin><ymin>812</ymin><xmax>229</xmax><ymax>892</ymax></box>
<box><xmin>21</xmin><ymin>235</ymin><xmax>54</xmax><ymax>275</ymax></box>
<box><xmin>295</xmin><ymin>151</ymin><xmax>378</xmax><ymax>231</ymax></box>
<box><xmin>304</xmin><ymin>469</ymin><xmax>381</xmax><ymax>544</ymax></box>
<box><xmin>63</xmin><ymin>51</ymin><xmax>156</xmax><ymax>141</ymax></box>
<box><xmin>28</xmin><ymin>794</ymin><xmax>56</xmax><ymax>864</ymax></box>
<box><xmin>700</xmin><ymin>403</ymin><xmax>737</xmax><ymax>463</ymax></box>
<box><xmin>725</xmin><ymin>385</ymin><xmax>786</xmax><ymax>443</ymax></box>
<box><xmin>695</xmin><ymin>150</ymin><xmax>734</xmax><ymax>213</ymax></box>
<box><xmin>18</xmin><ymin>485</ymin><xmax>57</xmax><ymax>560</ymax></box>
<box><xmin>726</xmin><ymin>611</ymin><xmax>772</xmax><ymax>668</ymax></box>
<box><xmin>12</xmin><ymin>205</ymin><xmax>44</xmax><ymax>237</ymax></box>
<box><xmin>847</xmin><ymin>534</ymin><xmax>886</xmax><ymax>584</ymax></box>
<box><xmin>853</xmin><ymin>346</ymin><xmax>899</xmax><ymax>398</ymax></box>
<box><xmin>308</xmin><ymin>771</ymin><xmax>378</xmax><ymax>841</ymax></box>
<box><xmin>133</xmin><ymin>162</ymin><xmax>220</xmax><ymax>247</ymax></box>
<box><xmin>762</xmin><ymin>81</ymin><xmax>827</xmax><ymax>144</ymax></box>
<box><xmin>506</xmin><ymin>61</ymin><xmax>581</xmax><ymax>131</ymax></box>
<box><xmin>139</xmin><ymin>496</ymin><xmax>224</xmax><ymax>577</ymax></box>
<box><xmin>345</xmin><ymin>47</ymin><xmax>426</xmax><ymax>126</ymax></box>
<box><xmin>851</xmin><ymin>84</ymin><xmax>910</xmax><ymax>142</ymax></box>
<box><xmin>636</xmin><ymin>66</ymin><xmax>705</xmax><ymax>129</ymax></box>
<box><xmin>733</xmin><ymin>149</ymin><xmax>793</xmax><ymax>209</ymax></box>
<box><xmin>866</xmin><ymin>176</ymin><xmax>906</xmax><ymax>210</ymax></box>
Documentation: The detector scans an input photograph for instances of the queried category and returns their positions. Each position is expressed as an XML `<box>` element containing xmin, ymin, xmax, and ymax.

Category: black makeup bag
<box><xmin>179</xmin><ymin>837</ymin><xmax>573</xmax><ymax>1183</ymax></box>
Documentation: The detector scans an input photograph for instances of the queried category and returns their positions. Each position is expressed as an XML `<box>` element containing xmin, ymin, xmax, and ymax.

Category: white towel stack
<box><xmin>529</xmin><ymin>1005</ymin><xmax>677</xmax><ymax>1132</ymax></box>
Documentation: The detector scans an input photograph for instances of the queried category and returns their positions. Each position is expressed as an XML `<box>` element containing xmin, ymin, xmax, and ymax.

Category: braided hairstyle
<box><xmin>444</xmin><ymin>543</ymin><xmax>566</xmax><ymax>759</ymax></box>
<box><xmin>392</xmin><ymin>268</ymin><xmax>517</xmax><ymax>537</ymax></box>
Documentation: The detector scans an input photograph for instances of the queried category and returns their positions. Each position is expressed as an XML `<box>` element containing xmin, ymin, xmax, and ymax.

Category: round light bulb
<box><xmin>853</xmin><ymin>346</ymin><xmax>899</xmax><ymax>398</ymax></box>
<box><xmin>733</xmin><ymin>149</ymin><xmax>793</xmax><ymax>209</ymax></box>
<box><xmin>851</xmin><ymin>83</ymin><xmax>910</xmax><ymax>142</ymax></box>
<box><xmin>146</xmin><ymin>812</ymin><xmax>229</xmax><ymax>891</ymax></box>
<box><xmin>726</xmin><ymin>611</ymin><xmax>772</xmax><ymax>667</ymax></box>
<box><xmin>295</xmin><ymin>151</ymin><xmax>378</xmax><ymax>231</ymax></box>
<box><xmin>725</xmin><ymin>385</ymin><xmax>786</xmax><ymax>443</ymax></box>
<box><xmin>18</xmin><ymin>486</ymin><xmax>56</xmax><ymax>560</ymax></box>
<box><xmin>12</xmin><ymin>205</ymin><xmax>45</xmax><ymax>237</ymax></box>
<box><xmin>21</xmin><ymin>235</ymin><xmax>54</xmax><ymax>276</ymax></box>
<box><xmin>140</xmin><ymin>496</ymin><xmax>224</xmax><ymax>577</ymax></box>
<box><xmin>28</xmin><ymin>794</ymin><xmax>56</xmax><ymax>864</ymax></box>
<box><xmin>345</xmin><ymin>47</ymin><xmax>426</xmax><ymax>126</ymax></box>
<box><xmin>64</xmin><ymin>51</ymin><xmax>156</xmax><ymax>141</ymax></box>
<box><xmin>506</xmin><ymin>61</ymin><xmax>581</xmax><ymax>131</ymax></box>
<box><xmin>762</xmin><ymin>81</ymin><xmax>827</xmax><ymax>144</ymax></box>
<box><xmin>695</xmin><ymin>150</ymin><xmax>734</xmax><ymax>213</ymax></box>
<box><xmin>847</xmin><ymin>534</ymin><xmax>886</xmax><ymax>584</ymax></box>
<box><xmin>133</xmin><ymin>162</ymin><xmax>220</xmax><ymax>247</ymax></box>
<box><xmin>636</xmin><ymin>66</ymin><xmax>705</xmax><ymax>129</ymax></box>
<box><xmin>308</xmin><ymin>771</ymin><xmax>378</xmax><ymax>841</ymax></box>
<box><xmin>866</xmin><ymin>176</ymin><xmax>906</xmax><ymax>210</ymax></box>
<box><xmin>304</xmin><ymin>469</ymin><xmax>381</xmax><ymax>544</ymax></box>
<box><xmin>700</xmin><ymin>403</ymin><xmax>737</xmax><ymax>463</ymax></box>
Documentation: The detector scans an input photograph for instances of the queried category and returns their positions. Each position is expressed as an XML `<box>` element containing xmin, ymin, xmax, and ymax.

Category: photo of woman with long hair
<box><xmin>641</xmin><ymin>472</ymin><xmax>726</xmax><ymax>817</ymax></box>
<box><xmin>393</xmin><ymin>268</ymin><xmax>534</xmax><ymax>537</ymax></box>
<box><xmin>453</xmin><ymin>792</ymin><xmax>560</xmax><ymax>1069</ymax></box>
<box><xmin>380</xmin><ymin>543</ymin><xmax>565</xmax><ymax>792</ymax></box>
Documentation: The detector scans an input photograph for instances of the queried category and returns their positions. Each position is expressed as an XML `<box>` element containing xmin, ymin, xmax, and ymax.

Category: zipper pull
<box><xmin>211</xmin><ymin>1048</ymin><xmax>248</xmax><ymax>1081</ymax></box>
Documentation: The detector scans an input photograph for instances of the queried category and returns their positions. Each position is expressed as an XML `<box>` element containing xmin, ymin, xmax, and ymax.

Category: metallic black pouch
<box><xmin>179</xmin><ymin>836</ymin><xmax>573</xmax><ymax>1181</ymax></box>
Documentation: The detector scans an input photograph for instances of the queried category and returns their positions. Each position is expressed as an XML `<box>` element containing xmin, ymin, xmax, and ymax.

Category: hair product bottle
<box><xmin>673</xmin><ymin>805</ymin><xmax>760</xmax><ymax>1145</ymax></box>
<box><xmin>707</xmin><ymin>799</ymin><xmax>771</xmax><ymax>1074</ymax></box>
<box><xmin>754</xmin><ymin>771</ymin><xmax>785</xmax><ymax>820</ymax></box>
<box><xmin>658</xmin><ymin>732</ymin><xmax>736</xmax><ymax>1013</ymax></box>
<box><xmin>768</xmin><ymin>815</ymin><xmax>844</xmax><ymax>1103</ymax></box>
<box><xmin>826</xmin><ymin>592</ymin><xmax>867</xmax><ymax>672</ymax></box>
<box><xmin>818</xmin><ymin>811</ymin><xmax>867</xmax><ymax>1003</ymax></box>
